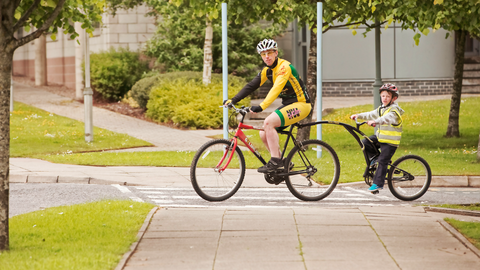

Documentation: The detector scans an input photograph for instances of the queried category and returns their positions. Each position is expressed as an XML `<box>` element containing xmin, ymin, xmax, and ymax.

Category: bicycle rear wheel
<box><xmin>284</xmin><ymin>139</ymin><xmax>340</xmax><ymax>201</ymax></box>
<box><xmin>387</xmin><ymin>155</ymin><xmax>431</xmax><ymax>201</ymax></box>
<box><xmin>190</xmin><ymin>139</ymin><xmax>245</xmax><ymax>201</ymax></box>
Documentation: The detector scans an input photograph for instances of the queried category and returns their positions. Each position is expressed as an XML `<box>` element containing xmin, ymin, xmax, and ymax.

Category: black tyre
<box><xmin>284</xmin><ymin>140</ymin><xmax>340</xmax><ymax>201</ymax></box>
<box><xmin>190</xmin><ymin>139</ymin><xmax>245</xmax><ymax>201</ymax></box>
<box><xmin>387</xmin><ymin>155</ymin><xmax>431</xmax><ymax>201</ymax></box>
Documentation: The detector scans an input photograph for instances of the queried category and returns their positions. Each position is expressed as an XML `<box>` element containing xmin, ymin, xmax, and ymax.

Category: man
<box><xmin>224</xmin><ymin>39</ymin><xmax>312</xmax><ymax>173</ymax></box>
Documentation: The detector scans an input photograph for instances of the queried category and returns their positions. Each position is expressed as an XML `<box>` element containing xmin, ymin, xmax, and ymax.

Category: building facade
<box><xmin>13</xmin><ymin>4</ymin><xmax>156</xmax><ymax>97</ymax></box>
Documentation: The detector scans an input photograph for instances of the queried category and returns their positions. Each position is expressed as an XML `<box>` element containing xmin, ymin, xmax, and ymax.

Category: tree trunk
<box><xmin>35</xmin><ymin>33</ymin><xmax>47</xmax><ymax>86</ymax></box>
<box><xmin>446</xmin><ymin>30</ymin><xmax>466</xmax><ymax>138</ymax></box>
<box><xmin>0</xmin><ymin>50</ymin><xmax>13</xmax><ymax>251</ymax></box>
<box><xmin>296</xmin><ymin>29</ymin><xmax>317</xmax><ymax>142</ymax></box>
<box><xmin>203</xmin><ymin>16</ymin><xmax>213</xmax><ymax>85</ymax></box>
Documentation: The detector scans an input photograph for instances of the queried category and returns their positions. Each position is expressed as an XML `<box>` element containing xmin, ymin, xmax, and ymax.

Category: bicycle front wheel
<box><xmin>190</xmin><ymin>139</ymin><xmax>245</xmax><ymax>201</ymax></box>
<box><xmin>285</xmin><ymin>140</ymin><xmax>340</xmax><ymax>201</ymax></box>
<box><xmin>387</xmin><ymin>155</ymin><xmax>431</xmax><ymax>201</ymax></box>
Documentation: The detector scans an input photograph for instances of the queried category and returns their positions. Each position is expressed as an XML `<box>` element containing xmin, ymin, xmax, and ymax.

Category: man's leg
<box><xmin>262</xmin><ymin>113</ymin><xmax>282</xmax><ymax>158</ymax></box>
<box><xmin>257</xmin><ymin>113</ymin><xmax>282</xmax><ymax>173</ymax></box>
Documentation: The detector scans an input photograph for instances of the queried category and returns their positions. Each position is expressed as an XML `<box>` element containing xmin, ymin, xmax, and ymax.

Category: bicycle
<box><xmin>190</xmin><ymin>104</ymin><xmax>340</xmax><ymax>202</ymax></box>
<box><xmin>299</xmin><ymin>119</ymin><xmax>432</xmax><ymax>201</ymax></box>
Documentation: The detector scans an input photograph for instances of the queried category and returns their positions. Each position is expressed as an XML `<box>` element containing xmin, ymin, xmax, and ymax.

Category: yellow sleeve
<box><xmin>259</xmin><ymin>63</ymin><xmax>291</xmax><ymax>110</ymax></box>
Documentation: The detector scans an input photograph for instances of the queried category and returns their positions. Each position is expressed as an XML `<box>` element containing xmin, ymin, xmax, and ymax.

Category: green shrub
<box><xmin>129</xmin><ymin>75</ymin><xmax>159</xmax><ymax>109</ymax></box>
<box><xmin>130</xmin><ymin>71</ymin><xmax>204</xmax><ymax>109</ymax></box>
<box><xmin>89</xmin><ymin>47</ymin><xmax>149</xmax><ymax>101</ymax></box>
<box><xmin>146</xmin><ymin>73</ymin><xmax>248</xmax><ymax>129</ymax></box>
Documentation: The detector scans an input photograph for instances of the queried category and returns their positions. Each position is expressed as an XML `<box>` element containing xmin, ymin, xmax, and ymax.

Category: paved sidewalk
<box><xmin>120</xmin><ymin>206</ymin><xmax>480</xmax><ymax>270</ymax></box>
<box><xmin>11</xmin><ymin>82</ymin><xmax>480</xmax><ymax>269</ymax></box>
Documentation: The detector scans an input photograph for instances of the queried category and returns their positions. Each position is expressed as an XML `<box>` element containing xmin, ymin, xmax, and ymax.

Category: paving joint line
<box><xmin>359</xmin><ymin>208</ymin><xmax>401</xmax><ymax>269</ymax></box>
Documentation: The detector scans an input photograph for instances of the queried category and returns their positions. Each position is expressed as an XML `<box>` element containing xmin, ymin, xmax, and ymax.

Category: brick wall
<box><xmin>322</xmin><ymin>80</ymin><xmax>454</xmax><ymax>97</ymax></box>
<box><xmin>256</xmin><ymin>79</ymin><xmax>454</xmax><ymax>98</ymax></box>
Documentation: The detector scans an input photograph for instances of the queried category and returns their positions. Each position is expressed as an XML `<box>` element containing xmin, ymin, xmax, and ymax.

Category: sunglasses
<box><xmin>260</xmin><ymin>51</ymin><xmax>276</xmax><ymax>57</ymax></box>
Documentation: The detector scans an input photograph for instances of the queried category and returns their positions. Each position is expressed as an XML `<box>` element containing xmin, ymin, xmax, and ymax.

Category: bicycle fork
<box><xmin>215</xmin><ymin>139</ymin><xmax>238</xmax><ymax>173</ymax></box>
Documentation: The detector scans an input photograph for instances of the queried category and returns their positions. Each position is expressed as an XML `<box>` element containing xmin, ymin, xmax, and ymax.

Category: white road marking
<box><xmin>112</xmin><ymin>184</ymin><xmax>144</xmax><ymax>202</ymax></box>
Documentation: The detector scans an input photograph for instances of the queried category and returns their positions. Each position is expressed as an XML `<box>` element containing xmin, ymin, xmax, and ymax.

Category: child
<box><xmin>350</xmin><ymin>83</ymin><xmax>404</xmax><ymax>193</ymax></box>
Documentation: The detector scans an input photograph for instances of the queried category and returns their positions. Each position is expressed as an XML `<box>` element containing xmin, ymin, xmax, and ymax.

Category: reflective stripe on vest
<box><xmin>376</xmin><ymin>106</ymin><xmax>402</xmax><ymax>145</ymax></box>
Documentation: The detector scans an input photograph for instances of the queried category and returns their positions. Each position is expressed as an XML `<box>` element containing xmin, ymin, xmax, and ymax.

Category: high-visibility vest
<box><xmin>376</xmin><ymin>106</ymin><xmax>403</xmax><ymax>146</ymax></box>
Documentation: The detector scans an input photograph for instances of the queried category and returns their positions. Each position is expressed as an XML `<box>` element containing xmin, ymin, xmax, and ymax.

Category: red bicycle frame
<box><xmin>217</xmin><ymin>122</ymin><xmax>267</xmax><ymax>172</ymax></box>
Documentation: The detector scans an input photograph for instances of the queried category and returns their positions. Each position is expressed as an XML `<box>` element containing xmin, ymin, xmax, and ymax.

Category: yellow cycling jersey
<box><xmin>231</xmin><ymin>58</ymin><xmax>310</xmax><ymax>109</ymax></box>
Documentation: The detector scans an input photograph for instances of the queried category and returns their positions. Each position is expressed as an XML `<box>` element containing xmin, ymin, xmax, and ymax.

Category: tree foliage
<box><xmin>144</xmin><ymin>0</ymin><xmax>285</xmax><ymax>80</ymax></box>
<box><xmin>397</xmin><ymin>0</ymin><xmax>480</xmax><ymax>138</ymax></box>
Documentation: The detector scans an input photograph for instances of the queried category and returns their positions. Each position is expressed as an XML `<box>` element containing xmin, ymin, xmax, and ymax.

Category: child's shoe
<box><xmin>368</xmin><ymin>184</ymin><xmax>383</xmax><ymax>192</ymax></box>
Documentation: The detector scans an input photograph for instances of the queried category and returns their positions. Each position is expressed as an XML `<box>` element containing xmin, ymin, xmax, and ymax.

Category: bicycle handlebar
<box><xmin>355</xmin><ymin>119</ymin><xmax>375</xmax><ymax>128</ymax></box>
<box><xmin>222</xmin><ymin>104</ymin><xmax>251</xmax><ymax>115</ymax></box>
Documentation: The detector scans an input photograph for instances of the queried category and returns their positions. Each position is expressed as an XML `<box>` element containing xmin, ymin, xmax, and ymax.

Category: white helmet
<box><xmin>257</xmin><ymin>39</ymin><xmax>278</xmax><ymax>54</ymax></box>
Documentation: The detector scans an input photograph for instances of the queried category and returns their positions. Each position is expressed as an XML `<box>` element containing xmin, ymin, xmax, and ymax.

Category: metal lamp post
<box><xmin>373</xmin><ymin>19</ymin><xmax>383</xmax><ymax>110</ymax></box>
<box><xmin>83</xmin><ymin>29</ymin><xmax>93</xmax><ymax>142</ymax></box>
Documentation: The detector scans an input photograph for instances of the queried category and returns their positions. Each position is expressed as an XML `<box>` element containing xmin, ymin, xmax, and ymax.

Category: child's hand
<box><xmin>350</xmin><ymin>114</ymin><xmax>357</xmax><ymax>120</ymax></box>
<box><xmin>367</xmin><ymin>120</ymin><xmax>376</xmax><ymax>127</ymax></box>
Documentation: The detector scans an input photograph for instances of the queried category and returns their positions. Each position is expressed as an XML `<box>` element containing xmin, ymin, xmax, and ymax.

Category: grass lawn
<box><xmin>0</xmin><ymin>200</ymin><xmax>155</xmax><ymax>270</ymax></box>
<box><xmin>29</xmin><ymin>97</ymin><xmax>480</xmax><ymax>183</ymax></box>
<box><xmin>445</xmin><ymin>218</ymin><xmax>480</xmax><ymax>250</ymax></box>
<box><xmin>11</xmin><ymin>102</ymin><xmax>152</xmax><ymax>157</ymax></box>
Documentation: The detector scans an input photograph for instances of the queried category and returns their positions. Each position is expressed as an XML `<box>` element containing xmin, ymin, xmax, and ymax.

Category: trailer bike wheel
<box><xmin>387</xmin><ymin>155</ymin><xmax>431</xmax><ymax>201</ymax></box>
<box><xmin>190</xmin><ymin>139</ymin><xmax>245</xmax><ymax>201</ymax></box>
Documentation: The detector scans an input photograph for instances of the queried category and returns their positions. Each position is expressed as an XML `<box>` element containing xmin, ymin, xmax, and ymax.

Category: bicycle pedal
<box><xmin>371</xmin><ymin>190</ymin><xmax>379</xmax><ymax>195</ymax></box>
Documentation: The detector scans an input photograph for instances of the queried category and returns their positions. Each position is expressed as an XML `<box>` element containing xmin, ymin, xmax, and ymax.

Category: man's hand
<box><xmin>250</xmin><ymin>106</ymin><xmax>263</xmax><ymax>113</ymax></box>
<box><xmin>223</xmin><ymin>99</ymin><xmax>233</xmax><ymax>107</ymax></box>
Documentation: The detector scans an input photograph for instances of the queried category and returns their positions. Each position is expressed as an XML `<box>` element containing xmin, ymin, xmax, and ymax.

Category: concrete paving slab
<box><xmin>294</xmin><ymin>214</ymin><xmax>370</xmax><ymax>226</ymax></box>
<box><xmin>300</xmin><ymin>239</ymin><xmax>391</xmax><ymax>261</ymax></box>
<box><xmin>215</xmin><ymin>235</ymin><xmax>301</xmax><ymax>262</ymax></box>
<box><xmin>304</xmin><ymin>259</ymin><xmax>399</xmax><ymax>270</ymax></box>
<box><xmin>380</xmin><ymin>235</ymin><xmax>467</xmax><ymax>247</ymax></box>
<box><xmin>214</xmin><ymin>260</ymin><xmax>305</xmax><ymax>270</ymax></box>
<box><xmin>394</xmin><ymin>260</ymin><xmax>480</xmax><ymax>270</ymax></box>
<box><xmin>147</xmin><ymin>208</ymin><xmax>225</xmax><ymax>231</ymax></box>
<box><xmin>142</xmin><ymin>230</ymin><xmax>220</xmax><ymax>239</ymax></box>
<box><xmin>220</xmin><ymin>230</ymin><xmax>297</xmax><ymax>237</ymax></box>
<box><xmin>222</xmin><ymin>217</ymin><xmax>297</xmax><ymax>231</ymax></box>
<box><xmin>296</xmin><ymin>225</ymin><xmax>378</xmax><ymax>241</ymax></box>
<box><xmin>224</xmin><ymin>208</ymin><xmax>294</xmax><ymax>217</ymax></box>
<box><xmin>124</xmin><ymin>238</ymin><xmax>217</xmax><ymax>270</ymax></box>
<box><xmin>387</xmin><ymin>244</ymin><xmax>479</xmax><ymax>264</ymax></box>
<box><xmin>371</xmin><ymin>224</ymin><xmax>449</xmax><ymax>237</ymax></box>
